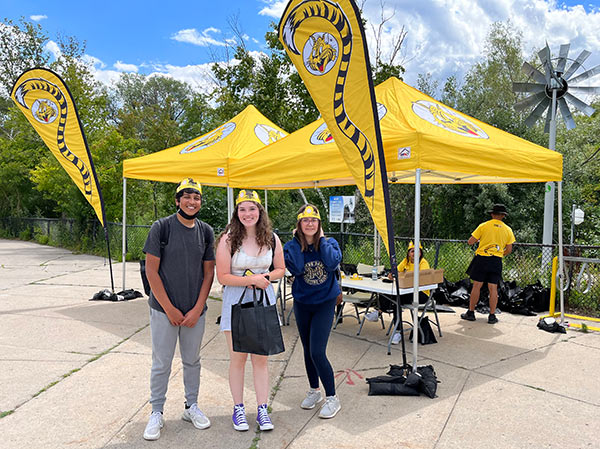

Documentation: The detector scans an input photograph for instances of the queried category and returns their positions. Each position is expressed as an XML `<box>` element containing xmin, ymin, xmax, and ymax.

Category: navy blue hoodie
<box><xmin>284</xmin><ymin>235</ymin><xmax>342</xmax><ymax>304</ymax></box>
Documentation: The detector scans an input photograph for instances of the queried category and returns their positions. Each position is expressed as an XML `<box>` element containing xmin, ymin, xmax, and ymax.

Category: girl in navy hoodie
<box><xmin>283</xmin><ymin>204</ymin><xmax>342</xmax><ymax>419</ymax></box>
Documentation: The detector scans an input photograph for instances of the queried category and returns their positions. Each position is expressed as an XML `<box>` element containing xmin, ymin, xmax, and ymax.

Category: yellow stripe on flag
<box><xmin>11</xmin><ymin>68</ymin><xmax>106</xmax><ymax>226</ymax></box>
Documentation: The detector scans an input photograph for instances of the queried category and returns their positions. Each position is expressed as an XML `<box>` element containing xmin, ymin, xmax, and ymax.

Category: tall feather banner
<box><xmin>279</xmin><ymin>0</ymin><xmax>396</xmax><ymax>262</ymax></box>
<box><xmin>11</xmin><ymin>68</ymin><xmax>106</xmax><ymax>226</ymax></box>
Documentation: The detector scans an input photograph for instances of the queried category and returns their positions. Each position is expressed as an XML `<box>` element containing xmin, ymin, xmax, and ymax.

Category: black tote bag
<box><xmin>231</xmin><ymin>287</ymin><xmax>285</xmax><ymax>356</ymax></box>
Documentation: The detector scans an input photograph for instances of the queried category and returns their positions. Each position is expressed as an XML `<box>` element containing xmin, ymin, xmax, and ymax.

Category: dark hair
<box><xmin>406</xmin><ymin>246</ymin><xmax>423</xmax><ymax>263</ymax></box>
<box><xmin>218</xmin><ymin>201</ymin><xmax>273</xmax><ymax>255</ymax></box>
<box><xmin>175</xmin><ymin>187</ymin><xmax>202</xmax><ymax>202</ymax></box>
<box><xmin>294</xmin><ymin>203</ymin><xmax>322</xmax><ymax>252</ymax></box>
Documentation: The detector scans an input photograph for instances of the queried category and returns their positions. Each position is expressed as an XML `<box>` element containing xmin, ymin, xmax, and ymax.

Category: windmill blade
<box><xmin>568</xmin><ymin>64</ymin><xmax>600</xmax><ymax>84</ymax></box>
<box><xmin>569</xmin><ymin>86</ymin><xmax>600</xmax><ymax>95</ymax></box>
<box><xmin>558</xmin><ymin>97</ymin><xmax>576</xmax><ymax>130</ymax></box>
<box><xmin>563</xmin><ymin>49</ymin><xmax>591</xmax><ymax>80</ymax></box>
<box><xmin>538</xmin><ymin>44</ymin><xmax>553</xmax><ymax>85</ymax></box>
<box><xmin>565</xmin><ymin>92</ymin><xmax>595</xmax><ymax>116</ymax></box>
<box><xmin>522</xmin><ymin>61</ymin><xmax>547</xmax><ymax>84</ymax></box>
<box><xmin>512</xmin><ymin>82</ymin><xmax>546</xmax><ymax>93</ymax></box>
<box><xmin>555</xmin><ymin>43</ymin><xmax>570</xmax><ymax>74</ymax></box>
<box><xmin>514</xmin><ymin>91</ymin><xmax>547</xmax><ymax>112</ymax></box>
<box><xmin>524</xmin><ymin>97</ymin><xmax>550</xmax><ymax>128</ymax></box>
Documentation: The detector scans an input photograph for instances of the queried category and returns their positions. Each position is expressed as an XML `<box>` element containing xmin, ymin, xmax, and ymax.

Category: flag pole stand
<box><xmin>104</xmin><ymin>226</ymin><xmax>115</xmax><ymax>293</ymax></box>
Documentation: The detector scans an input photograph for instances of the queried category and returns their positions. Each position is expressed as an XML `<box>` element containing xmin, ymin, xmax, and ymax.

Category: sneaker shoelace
<box><xmin>190</xmin><ymin>404</ymin><xmax>204</xmax><ymax>418</ymax></box>
<box><xmin>233</xmin><ymin>405</ymin><xmax>247</xmax><ymax>424</ymax></box>
<box><xmin>257</xmin><ymin>405</ymin><xmax>271</xmax><ymax>424</ymax></box>
<box><xmin>149</xmin><ymin>412</ymin><xmax>162</xmax><ymax>427</ymax></box>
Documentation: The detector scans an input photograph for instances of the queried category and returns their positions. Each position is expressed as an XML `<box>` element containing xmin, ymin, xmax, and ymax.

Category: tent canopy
<box><xmin>228</xmin><ymin>77</ymin><xmax>562</xmax><ymax>189</ymax></box>
<box><xmin>122</xmin><ymin>105</ymin><xmax>287</xmax><ymax>185</ymax></box>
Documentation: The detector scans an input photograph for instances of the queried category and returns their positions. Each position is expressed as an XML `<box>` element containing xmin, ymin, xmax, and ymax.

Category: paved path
<box><xmin>0</xmin><ymin>239</ymin><xmax>598</xmax><ymax>449</ymax></box>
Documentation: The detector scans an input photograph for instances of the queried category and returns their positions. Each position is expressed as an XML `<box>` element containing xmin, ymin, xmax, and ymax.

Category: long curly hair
<box><xmin>218</xmin><ymin>201</ymin><xmax>274</xmax><ymax>255</ymax></box>
<box><xmin>294</xmin><ymin>203</ymin><xmax>322</xmax><ymax>252</ymax></box>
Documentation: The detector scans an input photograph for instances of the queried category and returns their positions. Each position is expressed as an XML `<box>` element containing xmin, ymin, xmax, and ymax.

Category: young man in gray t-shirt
<box><xmin>142</xmin><ymin>178</ymin><xmax>215</xmax><ymax>441</ymax></box>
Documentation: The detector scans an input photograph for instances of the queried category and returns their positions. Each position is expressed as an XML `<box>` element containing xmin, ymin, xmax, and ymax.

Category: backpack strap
<box><xmin>157</xmin><ymin>216</ymin><xmax>171</xmax><ymax>256</ymax></box>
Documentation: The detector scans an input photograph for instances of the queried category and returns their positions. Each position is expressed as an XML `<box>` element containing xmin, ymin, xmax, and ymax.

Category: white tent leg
<box><xmin>558</xmin><ymin>181</ymin><xmax>565</xmax><ymax>324</ymax></box>
<box><xmin>412</xmin><ymin>168</ymin><xmax>421</xmax><ymax>372</ymax></box>
<box><xmin>227</xmin><ymin>187</ymin><xmax>234</xmax><ymax>223</ymax></box>
<box><xmin>122</xmin><ymin>177</ymin><xmax>127</xmax><ymax>292</ymax></box>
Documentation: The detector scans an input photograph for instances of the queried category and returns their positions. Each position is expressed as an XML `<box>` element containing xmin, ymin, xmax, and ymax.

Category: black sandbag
<box><xmin>416</xmin><ymin>365</ymin><xmax>439</xmax><ymax>398</ymax></box>
<box><xmin>385</xmin><ymin>364</ymin><xmax>438</xmax><ymax>398</ymax></box>
<box><xmin>365</xmin><ymin>375</ymin><xmax>420</xmax><ymax>396</ymax></box>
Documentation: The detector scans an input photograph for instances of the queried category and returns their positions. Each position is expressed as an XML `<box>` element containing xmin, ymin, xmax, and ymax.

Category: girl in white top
<box><xmin>216</xmin><ymin>189</ymin><xmax>285</xmax><ymax>432</ymax></box>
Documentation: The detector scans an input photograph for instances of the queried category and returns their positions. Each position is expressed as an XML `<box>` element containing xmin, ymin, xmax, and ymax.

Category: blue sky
<box><xmin>3</xmin><ymin>0</ymin><xmax>600</xmax><ymax>93</ymax></box>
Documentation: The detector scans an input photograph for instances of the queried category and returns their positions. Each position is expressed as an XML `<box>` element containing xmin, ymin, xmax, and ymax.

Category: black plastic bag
<box><xmin>231</xmin><ymin>287</ymin><xmax>285</xmax><ymax>356</ymax></box>
<box><xmin>537</xmin><ymin>317</ymin><xmax>566</xmax><ymax>334</ymax></box>
<box><xmin>409</xmin><ymin>317</ymin><xmax>437</xmax><ymax>345</ymax></box>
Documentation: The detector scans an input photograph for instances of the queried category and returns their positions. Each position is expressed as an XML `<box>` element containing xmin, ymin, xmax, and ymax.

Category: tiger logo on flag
<box><xmin>13</xmin><ymin>78</ymin><xmax>93</xmax><ymax>197</ymax></box>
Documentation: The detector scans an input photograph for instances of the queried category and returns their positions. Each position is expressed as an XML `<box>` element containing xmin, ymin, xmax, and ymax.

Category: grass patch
<box><xmin>0</xmin><ymin>410</ymin><xmax>15</xmax><ymax>419</ymax></box>
<box><xmin>526</xmin><ymin>385</ymin><xmax>546</xmax><ymax>392</ymax></box>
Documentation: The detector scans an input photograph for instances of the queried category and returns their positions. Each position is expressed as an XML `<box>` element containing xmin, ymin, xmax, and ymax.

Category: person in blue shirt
<box><xmin>284</xmin><ymin>204</ymin><xmax>342</xmax><ymax>419</ymax></box>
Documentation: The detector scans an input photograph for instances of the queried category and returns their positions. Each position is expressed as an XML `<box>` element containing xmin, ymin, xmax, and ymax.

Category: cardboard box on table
<box><xmin>396</xmin><ymin>269</ymin><xmax>444</xmax><ymax>288</ymax></box>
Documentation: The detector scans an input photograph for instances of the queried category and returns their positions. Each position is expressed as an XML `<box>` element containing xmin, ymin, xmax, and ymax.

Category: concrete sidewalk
<box><xmin>0</xmin><ymin>238</ymin><xmax>598</xmax><ymax>449</ymax></box>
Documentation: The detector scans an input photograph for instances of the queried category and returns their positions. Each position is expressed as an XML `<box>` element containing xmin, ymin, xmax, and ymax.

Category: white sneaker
<box><xmin>182</xmin><ymin>403</ymin><xmax>211</xmax><ymax>429</ymax></box>
<box><xmin>365</xmin><ymin>311</ymin><xmax>380</xmax><ymax>322</ymax></box>
<box><xmin>143</xmin><ymin>411</ymin><xmax>164</xmax><ymax>441</ymax></box>
<box><xmin>300</xmin><ymin>389</ymin><xmax>323</xmax><ymax>409</ymax></box>
<box><xmin>391</xmin><ymin>331</ymin><xmax>402</xmax><ymax>345</ymax></box>
<box><xmin>319</xmin><ymin>395</ymin><xmax>341</xmax><ymax>419</ymax></box>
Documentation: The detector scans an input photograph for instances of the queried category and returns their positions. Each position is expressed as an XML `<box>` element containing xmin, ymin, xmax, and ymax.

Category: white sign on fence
<box><xmin>329</xmin><ymin>196</ymin><xmax>355</xmax><ymax>224</ymax></box>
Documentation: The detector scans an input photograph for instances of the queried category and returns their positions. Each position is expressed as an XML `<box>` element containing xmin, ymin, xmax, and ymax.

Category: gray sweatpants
<box><xmin>149</xmin><ymin>308</ymin><xmax>206</xmax><ymax>412</ymax></box>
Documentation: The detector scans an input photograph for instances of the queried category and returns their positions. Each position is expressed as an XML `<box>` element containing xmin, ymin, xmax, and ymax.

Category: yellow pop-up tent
<box><xmin>228</xmin><ymin>77</ymin><xmax>563</xmax><ymax>360</ymax></box>
<box><xmin>120</xmin><ymin>105</ymin><xmax>287</xmax><ymax>290</ymax></box>
<box><xmin>123</xmin><ymin>104</ymin><xmax>287</xmax><ymax>185</ymax></box>
<box><xmin>229</xmin><ymin>77</ymin><xmax>562</xmax><ymax>188</ymax></box>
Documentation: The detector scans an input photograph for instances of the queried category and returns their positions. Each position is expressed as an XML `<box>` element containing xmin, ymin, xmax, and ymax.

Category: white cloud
<box><xmin>30</xmin><ymin>15</ymin><xmax>47</xmax><ymax>22</ymax></box>
<box><xmin>44</xmin><ymin>40</ymin><xmax>61</xmax><ymax>60</ymax></box>
<box><xmin>259</xmin><ymin>1</ymin><xmax>286</xmax><ymax>18</ymax></box>
<box><xmin>114</xmin><ymin>61</ymin><xmax>139</xmax><ymax>73</ymax></box>
<box><xmin>82</xmin><ymin>54</ymin><xmax>106</xmax><ymax>69</ymax></box>
<box><xmin>171</xmin><ymin>27</ymin><xmax>228</xmax><ymax>47</ymax></box>
<box><xmin>356</xmin><ymin>0</ymin><xmax>600</xmax><ymax>88</ymax></box>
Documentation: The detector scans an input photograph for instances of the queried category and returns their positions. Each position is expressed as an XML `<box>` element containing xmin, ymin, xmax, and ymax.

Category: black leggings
<box><xmin>293</xmin><ymin>298</ymin><xmax>336</xmax><ymax>397</ymax></box>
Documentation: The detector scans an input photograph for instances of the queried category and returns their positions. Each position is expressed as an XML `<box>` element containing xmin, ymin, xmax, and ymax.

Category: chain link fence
<box><xmin>1</xmin><ymin>217</ymin><xmax>598</xmax><ymax>315</ymax></box>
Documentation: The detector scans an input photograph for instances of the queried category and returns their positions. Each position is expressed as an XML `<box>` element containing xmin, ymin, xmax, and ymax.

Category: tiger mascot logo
<box><xmin>255</xmin><ymin>124</ymin><xmax>286</xmax><ymax>145</ymax></box>
<box><xmin>180</xmin><ymin>122</ymin><xmax>236</xmax><ymax>154</ymax></box>
<box><xmin>412</xmin><ymin>100</ymin><xmax>489</xmax><ymax>139</ymax></box>
<box><xmin>303</xmin><ymin>32</ymin><xmax>339</xmax><ymax>76</ymax></box>
<box><xmin>32</xmin><ymin>99</ymin><xmax>58</xmax><ymax>124</ymax></box>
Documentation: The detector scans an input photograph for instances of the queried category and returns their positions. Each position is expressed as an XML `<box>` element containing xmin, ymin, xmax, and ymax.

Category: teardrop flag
<box><xmin>278</xmin><ymin>0</ymin><xmax>396</xmax><ymax>262</ymax></box>
<box><xmin>11</xmin><ymin>68</ymin><xmax>106</xmax><ymax>226</ymax></box>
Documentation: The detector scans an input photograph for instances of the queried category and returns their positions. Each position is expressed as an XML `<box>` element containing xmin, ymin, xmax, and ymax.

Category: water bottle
<box><xmin>371</xmin><ymin>266</ymin><xmax>378</xmax><ymax>280</ymax></box>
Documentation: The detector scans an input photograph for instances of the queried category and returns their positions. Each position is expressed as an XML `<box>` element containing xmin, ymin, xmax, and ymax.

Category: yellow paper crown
<box><xmin>235</xmin><ymin>189</ymin><xmax>261</xmax><ymax>205</ymax></box>
<box><xmin>408</xmin><ymin>240</ymin><xmax>423</xmax><ymax>250</ymax></box>
<box><xmin>297</xmin><ymin>205</ymin><xmax>321</xmax><ymax>221</ymax></box>
<box><xmin>176</xmin><ymin>178</ymin><xmax>202</xmax><ymax>194</ymax></box>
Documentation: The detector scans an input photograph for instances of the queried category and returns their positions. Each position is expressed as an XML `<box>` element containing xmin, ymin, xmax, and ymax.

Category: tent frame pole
<box><xmin>122</xmin><ymin>177</ymin><xmax>127</xmax><ymax>292</ymax></box>
<box><xmin>412</xmin><ymin>168</ymin><xmax>421</xmax><ymax>372</ymax></box>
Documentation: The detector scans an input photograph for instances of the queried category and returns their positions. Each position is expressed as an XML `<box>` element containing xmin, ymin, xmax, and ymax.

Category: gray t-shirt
<box><xmin>143</xmin><ymin>214</ymin><xmax>215</xmax><ymax>315</ymax></box>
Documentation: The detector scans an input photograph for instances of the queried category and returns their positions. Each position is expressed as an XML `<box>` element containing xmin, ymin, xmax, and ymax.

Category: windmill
<box><xmin>512</xmin><ymin>43</ymin><xmax>600</xmax><ymax>323</ymax></box>
<box><xmin>513</xmin><ymin>43</ymin><xmax>600</xmax><ymax>133</ymax></box>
